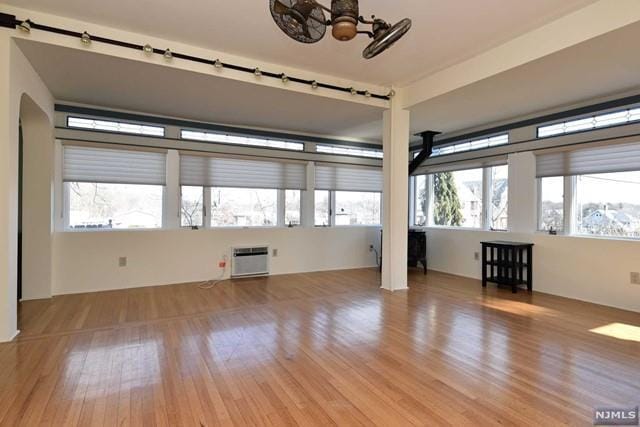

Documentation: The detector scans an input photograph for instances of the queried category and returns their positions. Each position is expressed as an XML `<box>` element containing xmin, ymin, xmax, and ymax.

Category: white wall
<box><xmin>0</xmin><ymin>35</ymin><xmax>55</xmax><ymax>342</ymax></box>
<box><xmin>52</xmin><ymin>227</ymin><xmax>380</xmax><ymax>295</ymax></box>
<box><xmin>425</xmin><ymin>228</ymin><xmax>640</xmax><ymax>313</ymax></box>
<box><xmin>421</xmin><ymin>150</ymin><xmax>640</xmax><ymax>313</ymax></box>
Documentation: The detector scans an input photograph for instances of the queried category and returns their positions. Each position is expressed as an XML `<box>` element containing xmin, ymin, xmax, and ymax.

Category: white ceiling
<box><xmin>409</xmin><ymin>20</ymin><xmax>640</xmax><ymax>136</ymax></box>
<box><xmin>15</xmin><ymin>39</ymin><xmax>384</xmax><ymax>142</ymax></box>
<box><xmin>6</xmin><ymin>0</ymin><xmax>597</xmax><ymax>86</ymax></box>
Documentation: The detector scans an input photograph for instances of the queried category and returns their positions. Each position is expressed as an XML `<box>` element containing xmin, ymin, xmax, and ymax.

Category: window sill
<box><xmin>60</xmin><ymin>227</ymin><xmax>162</xmax><ymax>233</ymax></box>
<box><xmin>536</xmin><ymin>231</ymin><xmax>640</xmax><ymax>243</ymax></box>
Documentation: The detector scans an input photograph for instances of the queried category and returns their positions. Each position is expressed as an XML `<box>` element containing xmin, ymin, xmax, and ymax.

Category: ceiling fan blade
<box><xmin>363</xmin><ymin>18</ymin><xmax>412</xmax><ymax>59</ymax></box>
<box><xmin>273</xmin><ymin>0</ymin><xmax>292</xmax><ymax>15</ymax></box>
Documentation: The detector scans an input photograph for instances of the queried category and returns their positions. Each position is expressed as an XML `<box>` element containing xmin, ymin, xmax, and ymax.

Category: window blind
<box><xmin>315</xmin><ymin>164</ymin><xmax>383</xmax><ymax>192</ymax></box>
<box><xmin>413</xmin><ymin>155</ymin><xmax>507</xmax><ymax>175</ymax></box>
<box><xmin>536</xmin><ymin>141</ymin><xmax>640</xmax><ymax>178</ymax></box>
<box><xmin>63</xmin><ymin>145</ymin><xmax>166</xmax><ymax>185</ymax></box>
<box><xmin>180</xmin><ymin>155</ymin><xmax>306</xmax><ymax>190</ymax></box>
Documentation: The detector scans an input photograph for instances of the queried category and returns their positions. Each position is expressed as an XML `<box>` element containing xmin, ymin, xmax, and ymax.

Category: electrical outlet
<box><xmin>272</xmin><ymin>248</ymin><xmax>278</xmax><ymax>257</ymax></box>
<box><xmin>631</xmin><ymin>272</ymin><xmax>640</xmax><ymax>285</ymax></box>
<box><xmin>118</xmin><ymin>257</ymin><xmax>127</xmax><ymax>267</ymax></box>
<box><xmin>474</xmin><ymin>252</ymin><xmax>480</xmax><ymax>261</ymax></box>
<box><xmin>369</xmin><ymin>244</ymin><xmax>374</xmax><ymax>252</ymax></box>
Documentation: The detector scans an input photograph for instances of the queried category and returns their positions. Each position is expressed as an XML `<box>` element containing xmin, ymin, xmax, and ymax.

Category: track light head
<box><xmin>281</xmin><ymin>74</ymin><xmax>289</xmax><ymax>83</ymax></box>
<box><xmin>213</xmin><ymin>58</ymin><xmax>223</xmax><ymax>69</ymax></box>
<box><xmin>254</xmin><ymin>67</ymin><xmax>262</xmax><ymax>77</ymax></box>
<box><xmin>311</xmin><ymin>80</ymin><xmax>319</xmax><ymax>89</ymax></box>
<box><xmin>143</xmin><ymin>44</ymin><xmax>153</xmax><ymax>54</ymax></box>
<box><xmin>18</xmin><ymin>19</ymin><xmax>31</xmax><ymax>33</ymax></box>
<box><xmin>163</xmin><ymin>48</ymin><xmax>172</xmax><ymax>59</ymax></box>
<box><xmin>350</xmin><ymin>87</ymin><xmax>357</xmax><ymax>96</ymax></box>
<box><xmin>80</xmin><ymin>31</ymin><xmax>91</xmax><ymax>45</ymax></box>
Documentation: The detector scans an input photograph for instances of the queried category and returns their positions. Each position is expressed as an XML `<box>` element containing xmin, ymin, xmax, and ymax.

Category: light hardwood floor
<box><xmin>2</xmin><ymin>268</ymin><xmax>639</xmax><ymax>426</ymax></box>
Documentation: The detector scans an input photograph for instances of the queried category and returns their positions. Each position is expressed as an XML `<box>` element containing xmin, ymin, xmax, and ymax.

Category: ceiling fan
<box><xmin>269</xmin><ymin>0</ymin><xmax>411</xmax><ymax>59</ymax></box>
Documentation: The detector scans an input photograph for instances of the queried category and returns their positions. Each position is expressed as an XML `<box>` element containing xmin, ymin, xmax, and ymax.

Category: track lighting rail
<box><xmin>0</xmin><ymin>12</ymin><xmax>392</xmax><ymax>101</ymax></box>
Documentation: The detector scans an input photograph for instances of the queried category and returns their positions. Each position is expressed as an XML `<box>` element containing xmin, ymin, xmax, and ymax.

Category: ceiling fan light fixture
<box><xmin>331</xmin><ymin>0</ymin><xmax>359</xmax><ymax>41</ymax></box>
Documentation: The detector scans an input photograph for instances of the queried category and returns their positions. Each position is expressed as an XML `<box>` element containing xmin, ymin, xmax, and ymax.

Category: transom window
<box><xmin>67</xmin><ymin>117</ymin><xmax>165</xmax><ymax>137</ymax></box>
<box><xmin>181</xmin><ymin>130</ymin><xmax>304</xmax><ymax>151</ymax></box>
<box><xmin>538</xmin><ymin>107</ymin><xmax>640</xmax><ymax>138</ymax></box>
<box><xmin>316</xmin><ymin>144</ymin><xmax>383</xmax><ymax>159</ymax></box>
<box><xmin>431</xmin><ymin>134</ymin><xmax>508</xmax><ymax>157</ymax></box>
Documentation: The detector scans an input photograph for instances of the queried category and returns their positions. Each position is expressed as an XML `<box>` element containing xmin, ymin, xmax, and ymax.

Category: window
<box><xmin>538</xmin><ymin>107</ymin><xmax>640</xmax><ymax>138</ymax></box>
<box><xmin>431</xmin><ymin>169</ymin><xmax>483</xmax><ymax>228</ymax></box>
<box><xmin>489</xmin><ymin>165</ymin><xmax>508</xmax><ymax>230</ymax></box>
<box><xmin>63</xmin><ymin>146</ymin><xmax>167</xmax><ymax>231</ymax></box>
<box><xmin>316</xmin><ymin>145</ymin><xmax>383</xmax><ymax>159</ymax></box>
<box><xmin>335</xmin><ymin>192</ymin><xmax>381</xmax><ymax>225</ymax></box>
<box><xmin>181</xmin><ymin>130</ymin><xmax>304</xmax><ymax>151</ymax></box>
<box><xmin>414</xmin><ymin>175</ymin><xmax>428</xmax><ymax>226</ymax></box>
<box><xmin>314</xmin><ymin>190</ymin><xmax>331</xmax><ymax>226</ymax></box>
<box><xmin>431</xmin><ymin>134</ymin><xmax>508</xmax><ymax>157</ymax></box>
<box><xmin>67</xmin><ymin>182</ymin><xmax>163</xmax><ymax>229</ymax></box>
<box><xmin>284</xmin><ymin>190</ymin><xmax>301</xmax><ymax>226</ymax></box>
<box><xmin>211</xmin><ymin>188</ymin><xmax>278</xmax><ymax>227</ymax></box>
<box><xmin>538</xmin><ymin>177</ymin><xmax>564</xmax><ymax>232</ymax></box>
<box><xmin>68</xmin><ymin>117</ymin><xmax>165</xmax><ymax>137</ymax></box>
<box><xmin>181</xmin><ymin>186</ymin><xmax>204</xmax><ymax>227</ymax></box>
<box><xmin>575</xmin><ymin>171</ymin><xmax>640</xmax><ymax>238</ymax></box>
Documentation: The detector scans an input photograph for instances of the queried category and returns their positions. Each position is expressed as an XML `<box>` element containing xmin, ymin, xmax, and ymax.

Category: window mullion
<box><xmin>564</xmin><ymin>176</ymin><xmax>576</xmax><ymax>234</ymax></box>
<box><xmin>203</xmin><ymin>187</ymin><xmax>211</xmax><ymax>229</ymax></box>
<box><xmin>330</xmin><ymin>191</ymin><xmax>336</xmax><ymax>227</ymax></box>
<box><xmin>277</xmin><ymin>190</ymin><xmax>285</xmax><ymax>227</ymax></box>
<box><xmin>482</xmin><ymin>168</ymin><xmax>491</xmax><ymax>230</ymax></box>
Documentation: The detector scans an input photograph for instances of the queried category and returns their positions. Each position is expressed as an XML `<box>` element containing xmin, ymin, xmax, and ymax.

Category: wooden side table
<box><xmin>481</xmin><ymin>241</ymin><xmax>533</xmax><ymax>293</ymax></box>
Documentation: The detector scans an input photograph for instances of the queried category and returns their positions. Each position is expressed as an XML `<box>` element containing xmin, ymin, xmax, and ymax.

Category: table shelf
<box><xmin>481</xmin><ymin>241</ymin><xmax>534</xmax><ymax>294</ymax></box>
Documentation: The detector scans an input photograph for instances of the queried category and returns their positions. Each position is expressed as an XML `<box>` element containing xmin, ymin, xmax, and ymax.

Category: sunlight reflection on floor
<box><xmin>590</xmin><ymin>322</ymin><xmax>640</xmax><ymax>342</ymax></box>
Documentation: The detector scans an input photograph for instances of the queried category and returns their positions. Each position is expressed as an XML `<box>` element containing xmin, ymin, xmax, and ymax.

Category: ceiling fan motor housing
<box><xmin>331</xmin><ymin>0</ymin><xmax>359</xmax><ymax>41</ymax></box>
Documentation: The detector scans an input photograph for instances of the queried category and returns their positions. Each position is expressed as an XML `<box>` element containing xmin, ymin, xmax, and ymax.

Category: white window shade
<box><xmin>63</xmin><ymin>145</ymin><xmax>166</xmax><ymax>185</ymax></box>
<box><xmin>414</xmin><ymin>155</ymin><xmax>507</xmax><ymax>175</ymax></box>
<box><xmin>315</xmin><ymin>164</ymin><xmax>383</xmax><ymax>192</ymax></box>
<box><xmin>536</xmin><ymin>141</ymin><xmax>640</xmax><ymax>178</ymax></box>
<box><xmin>180</xmin><ymin>154</ymin><xmax>306</xmax><ymax>190</ymax></box>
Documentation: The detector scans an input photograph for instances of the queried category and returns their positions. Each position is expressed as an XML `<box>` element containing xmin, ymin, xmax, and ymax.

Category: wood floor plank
<box><xmin>2</xmin><ymin>268</ymin><xmax>639</xmax><ymax>426</ymax></box>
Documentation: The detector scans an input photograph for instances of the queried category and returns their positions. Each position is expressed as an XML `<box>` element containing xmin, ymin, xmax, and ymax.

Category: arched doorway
<box><xmin>18</xmin><ymin>94</ymin><xmax>54</xmax><ymax>313</ymax></box>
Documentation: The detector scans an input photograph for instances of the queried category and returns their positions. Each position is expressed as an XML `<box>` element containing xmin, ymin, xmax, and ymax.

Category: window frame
<box><xmin>537</xmin><ymin>106</ymin><xmax>640</xmax><ymax>139</ymax></box>
<box><xmin>63</xmin><ymin>181</ymin><xmax>166</xmax><ymax>231</ymax></box>
<box><xmin>67</xmin><ymin>116</ymin><xmax>165</xmax><ymax>137</ymax></box>
<box><xmin>314</xmin><ymin>190</ymin><xmax>382</xmax><ymax>227</ymax></box>
<box><xmin>180</xmin><ymin>130</ymin><xmax>305</xmax><ymax>151</ymax></box>
<box><xmin>411</xmin><ymin>165</ymin><xmax>508</xmax><ymax>232</ymax></box>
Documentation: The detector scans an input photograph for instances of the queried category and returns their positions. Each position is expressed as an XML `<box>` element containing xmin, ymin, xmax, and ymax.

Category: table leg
<box><xmin>481</xmin><ymin>245</ymin><xmax>487</xmax><ymax>287</ymax></box>
<box><xmin>527</xmin><ymin>246</ymin><xmax>533</xmax><ymax>291</ymax></box>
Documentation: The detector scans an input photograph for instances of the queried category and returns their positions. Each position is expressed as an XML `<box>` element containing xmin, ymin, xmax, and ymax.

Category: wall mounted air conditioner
<box><xmin>231</xmin><ymin>246</ymin><xmax>270</xmax><ymax>278</ymax></box>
